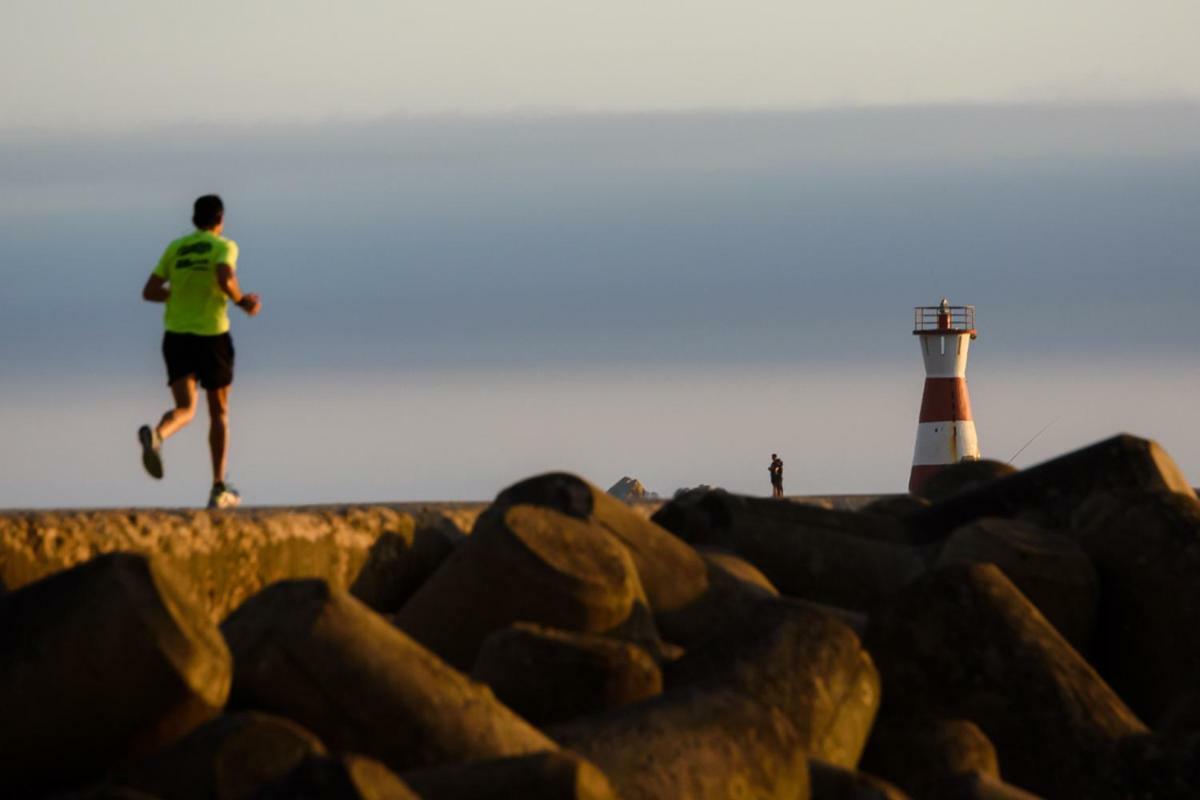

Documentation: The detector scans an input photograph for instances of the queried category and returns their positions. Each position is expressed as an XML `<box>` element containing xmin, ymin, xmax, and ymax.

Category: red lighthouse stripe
<box><xmin>918</xmin><ymin>378</ymin><xmax>973</xmax><ymax>422</ymax></box>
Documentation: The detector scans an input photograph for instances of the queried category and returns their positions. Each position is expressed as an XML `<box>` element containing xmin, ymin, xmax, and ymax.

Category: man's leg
<box><xmin>158</xmin><ymin>377</ymin><xmax>198</xmax><ymax>441</ymax></box>
<box><xmin>206</xmin><ymin>385</ymin><xmax>230</xmax><ymax>485</ymax></box>
<box><xmin>140</xmin><ymin>376</ymin><xmax>195</xmax><ymax>480</ymax></box>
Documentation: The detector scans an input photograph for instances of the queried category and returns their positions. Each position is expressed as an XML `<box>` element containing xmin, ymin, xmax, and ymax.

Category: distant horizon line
<box><xmin>5</xmin><ymin>97</ymin><xmax>1200</xmax><ymax>139</ymax></box>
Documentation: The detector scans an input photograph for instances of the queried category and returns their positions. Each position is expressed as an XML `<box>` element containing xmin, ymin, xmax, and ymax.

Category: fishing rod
<box><xmin>1007</xmin><ymin>417</ymin><xmax>1060</xmax><ymax>465</ymax></box>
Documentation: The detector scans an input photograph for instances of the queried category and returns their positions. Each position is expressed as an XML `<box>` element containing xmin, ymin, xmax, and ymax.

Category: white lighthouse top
<box><xmin>913</xmin><ymin>300</ymin><xmax>976</xmax><ymax>337</ymax></box>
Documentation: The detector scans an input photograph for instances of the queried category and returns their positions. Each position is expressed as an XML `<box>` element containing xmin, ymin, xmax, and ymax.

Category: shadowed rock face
<box><xmin>472</xmin><ymin>623</ymin><xmax>663</xmax><ymax>726</ymax></box>
<box><xmin>493</xmin><ymin>473</ymin><xmax>710</xmax><ymax>638</ymax></box>
<box><xmin>915</xmin><ymin>460</ymin><xmax>1017</xmax><ymax>503</ymax></box>
<box><xmin>652</xmin><ymin>490</ymin><xmax>927</xmax><ymax>612</ymax></box>
<box><xmin>860</xmin><ymin>718</ymin><xmax>999</xmax><ymax>800</ymax></box>
<box><xmin>911</xmin><ymin>434</ymin><xmax>1197</xmax><ymax>537</ymax></box>
<box><xmin>402</xmin><ymin>752</ymin><xmax>619</xmax><ymax>800</ymax></box>
<box><xmin>936</xmin><ymin>517</ymin><xmax>1099</xmax><ymax>652</ymax></box>
<box><xmin>695</xmin><ymin>547</ymin><xmax>779</xmax><ymax>597</ymax></box>
<box><xmin>807</xmin><ymin>760</ymin><xmax>910</xmax><ymax>800</ymax></box>
<box><xmin>937</xmin><ymin>773</ymin><xmax>1042</xmax><ymax>799</ymax></box>
<box><xmin>0</xmin><ymin>552</ymin><xmax>231</xmax><ymax>793</ymax></box>
<box><xmin>666</xmin><ymin>598</ymin><xmax>880</xmax><ymax>769</ymax></box>
<box><xmin>113</xmin><ymin>712</ymin><xmax>326</xmax><ymax>800</ymax></box>
<box><xmin>1070</xmin><ymin>489</ymin><xmax>1200</xmax><ymax>725</ymax></box>
<box><xmin>349</xmin><ymin>519</ymin><xmax>462</xmax><ymax>613</ymax></box>
<box><xmin>221</xmin><ymin>579</ymin><xmax>556</xmax><ymax>772</ymax></box>
<box><xmin>256</xmin><ymin>754</ymin><xmax>419</xmax><ymax>800</ymax></box>
<box><xmin>552</xmin><ymin>688</ymin><xmax>810</xmax><ymax>800</ymax></box>
<box><xmin>395</xmin><ymin>503</ymin><xmax>663</xmax><ymax>669</ymax></box>
<box><xmin>865</xmin><ymin>563</ymin><xmax>1148</xmax><ymax>799</ymax></box>
<box><xmin>861</xmin><ymin>495</ymin><xmax>931</xmax><ymax>520</ymax></box>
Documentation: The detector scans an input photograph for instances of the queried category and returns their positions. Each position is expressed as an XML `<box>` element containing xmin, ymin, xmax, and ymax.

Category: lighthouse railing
<box><xmin>913</xmin><ymin>305</ymin><xmax>975</xmax><ymax>333</ymax></box>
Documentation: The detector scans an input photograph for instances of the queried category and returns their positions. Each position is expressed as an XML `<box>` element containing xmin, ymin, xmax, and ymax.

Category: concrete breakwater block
<box><xmin>492</xmin><ymin>473</ymin><xmax>710</xmax><ymax>638</ymax></box>
<box><xmin>552</xmin><ymin>688</ymin><xmax>810</xmax><ymax>800</ymax></box>
<box><xmin>0</xmin><ymin>506</ymin><xmax>452</xmax><ymax>624</ymax></box>
<box><xmin>666</xmin><ymin>598</ymin><xmax>880</xmax><ymax>769</ymax></box>
<box><xmin>860</xmin><ymin>718</ymin><xmax>1000</xmax><ymax>800</ymax></box>
<box><xmin>911</xmin><ymin>434</ymin><xmax>1196</xmax><ymax>537</ymax></box>
<box><xmin>401</xmin><ymin>751</ymin><xmax>619</xmax><ymax>800</ymax></box>
<box><xmin>221</xmin><ymin>579</ymin><xmax>556</xmax><ymax>772</ymax></box>
<box><xmin>865</xmin><ymin>563</ymin><xmax>1147</xmax><ymax>799</ymax></box>
<box><xmin>695</xmin><ymin>547</ymin><xmax>780</xmax><ymax>597</ymax></box>
<box><xmin>652</xmin><ymin>544</ymin><xmax>791</xmax><ymax>649</ymax></box>
<box><xmin>255</xmin><ymin>754</ymin><xmax>418</xmax><ymax>799</ymax></box>
<box><xmin>54</xmin><ymin>788</ymin><xmax>164</xmax><ymax>800</ymax></box>
<box><xmin>937</xmin><ymin>773</ymin><xmax>1042</xmax><ymax>799</ymax></box>
<box><xmin>0</xmin><ymin>552</ymin><xmax>231</xmax><ymax>792</ymax></box>
<box><xmin>914</xmin><ymin>459</ymin><xmax>1017</xmax><ymax>503</ymax></box>
<box><xmin>652</xmin><ymin>490</ymin><xmax>927</xmax><ymax>612</ymax></box>
<box><xmin>349</xmin><ymin>518</ymin><xmax>462</xmax><ymax>613</ymax></box>
<box><xmin>471</xmin><ymin>622</ymin><xmax>663</xmax><ymax>726</ymax></box>
<box><xmin>936</xmin><ymin>517</ymin><xmax>1099</xmax><ymax>652</ymax></box>
<box><xmin>807</xmin><ymin>760</ymin><xmax>910</xmax><ymax>799</ymax></box>
<box><xmin>1070</xmin><ymin>489</ymin><xmax>1200</xmax><ymax>725</ymax></box>
<box><xmin>395</xmin><ymin>504</ymin><xmax>663</xmax><ymax>669</ymax></box>
<box><xmin>112</xmin><ymin>712</ymin><xmax>325</xmax><ymax>800</ymax></box>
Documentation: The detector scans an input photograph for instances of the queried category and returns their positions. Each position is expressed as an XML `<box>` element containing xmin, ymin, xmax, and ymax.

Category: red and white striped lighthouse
<box><xmin>909</xmin><ymin>298</ymin><xmax>979</xmax><ymax>493</ymax></box>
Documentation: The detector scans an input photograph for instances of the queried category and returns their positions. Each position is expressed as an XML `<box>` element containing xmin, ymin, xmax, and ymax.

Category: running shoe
<box><xmin>138</xmin><ymin>425</ymin><xmax>164</xmax><ymax>479</ymax></box>
<box><xmin>207</xmin><ymin>483</ymin><xmax>242</xmax><ymax>510</ymax></box>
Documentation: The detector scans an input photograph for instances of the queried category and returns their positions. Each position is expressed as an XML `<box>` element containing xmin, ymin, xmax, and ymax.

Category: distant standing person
<box><xmin>139</xmin><ymin>195</ymin><xmax>261</xmax><ymax>509</ymax></box>
<box><xmin>769</xmin><ymin>453</ymin><xmax>784</xmax><ymax>498</ymax></box>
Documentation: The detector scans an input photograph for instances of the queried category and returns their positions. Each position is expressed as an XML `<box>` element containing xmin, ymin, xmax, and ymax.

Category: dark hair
<box><xmin>192</xmin><ymin>194</ymin><xmax>224</xmax><ymax>229</ymax></box>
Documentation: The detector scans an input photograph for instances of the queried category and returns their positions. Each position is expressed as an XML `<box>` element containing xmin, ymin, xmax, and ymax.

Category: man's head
<box><xmin>772</xmin><ymin>453</ymin><xmax>778</xmax><ymax>459</ymax></box>
<box><xmin>192</xmin><ymin>194</ymin><xmax>224</xmax><ymax>231</ymax></box>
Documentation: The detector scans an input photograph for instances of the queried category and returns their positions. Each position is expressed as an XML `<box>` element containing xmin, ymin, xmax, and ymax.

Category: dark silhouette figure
<box><xmin>769</xmin><ymin>453</ymin><xmax>784</xmax><ymax>498</ymax></box>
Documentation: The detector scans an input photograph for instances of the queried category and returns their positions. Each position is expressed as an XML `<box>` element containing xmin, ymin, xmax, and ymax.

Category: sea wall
<box><xmin>0</xmin><ymin>503</ymin><xmax>485</xmax><ymax>622</ymax></box>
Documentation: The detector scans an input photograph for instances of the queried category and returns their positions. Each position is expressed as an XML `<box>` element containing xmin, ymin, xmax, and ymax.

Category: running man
<box><xmin>139</xmin><ymin>195</ymin><xmax>261</xmax><ymax>509</ymax></box>
<box><xmin>769</xmin><ymin>453</ymin><xmax>784</xmax><ymax>498</ymax></box>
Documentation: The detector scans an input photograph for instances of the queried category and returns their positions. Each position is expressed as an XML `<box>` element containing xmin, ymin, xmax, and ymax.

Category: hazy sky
<box><xmin>5</xmin><ymin>1</ymin><xmax>1200</xmax><ymax>129</ymax></box>
<box><xmin>2</xmin><ymin>3</ymin><xmax>1198</xmax><ymax>507</ymax></box>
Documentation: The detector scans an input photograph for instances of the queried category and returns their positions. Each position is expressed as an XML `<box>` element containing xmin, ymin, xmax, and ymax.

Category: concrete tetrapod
<box><xmin>491</xmin><ymin>472</ymin><xmax>713</xmax><ymax>645</ymax></box>
<box><xmin>401</xmin><ymin>751</ymin><xmax>619</xmax><ymax>800</ymax></box>
<box><xmin>914</xmin><ymin>460</ymin><xmax>1017</xmax><ymax>503</ymax></box>
<box><xmin>254</xmin><ymin>754</ymin><xmax>418</xmax><ymax>800</ymax></box>
<box><xmin>551</xmin><ymin>687</ymin><xmax>810</xmax><ymax>800</ymax></box>
<box><xmin>652</xmin><ymin>490</ymin><xmax>927</xmax><ymax>612</ymax></box>
<box><xmin>395</xmin><ymin>503</ymin><xmax>663</xmax><ymax>669</ymax></box>
<box><xmin>859</xmin><ymin>718</ymin><xmax>1000</xmax><ymax>800</ymax></box>
<box><xmin>113</xmin><ymin>712</ymin><xmax>326</xmax><ymax>800</ymax></box>
<box><xmin>695</xmin><ymin>546</ymin><xmax>779</xmax><ymax>597</ymax></box>
<box><xmin>665</xmin><ymin>597</ymin><xmax>880</xmax><ymax>769</ymax></box>
<box><xmin>0</xmin><ymin>552</ymin><xmax>231</xmax><ymax>793</ymax></box>
<box><xmin>937</xmin><ymin>773</ymin><xmax>1042</xmax><ymax>800</ymax></box>
<box><xmin>909</xmin><ymin>433</ymin><xmax>1197</xmax><ymax>538</ymax></box>
<box><xmin>349</xmin><ymin>517</ymin><xmax>462</xmax><ymax>613</ymax></box>
<box><xmin>221</xmin><ymin>579</ymin><xmax>556</xmax><ymax>772</ymax></box>
<box><xmin>936</xmin><ymin>517</ymin><xmax>1099</xmax><ymax>652</ymax></box>
<box><xmin>1070</xmin><ymin>489</ymin><xmax>1200</xmax><ymax>725</ymax></box>
<box><xmin>865</xmin><ymin>563</ymin><xmax>1148</xmax><ymax>799</ymax></box>
<box><xmin>471</xmin><ymin>622</ymin><xmax>663</xmax><ymax>726</ymax></box>
<box><xmin>806</xmin><ymin>760</ymin><xmax>911</xmax><ymax>800</ymax></box>
<box><xmin>648</xmin><ymin>544</ymin><xmax>794</xmax><ymax>649</ymax></box>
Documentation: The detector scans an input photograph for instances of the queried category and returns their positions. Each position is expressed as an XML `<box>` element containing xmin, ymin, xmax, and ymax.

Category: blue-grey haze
<box><xmin>1</xmin><ymin>105</ymin><xmax>1198</xmax><ymax>507</ymax></box>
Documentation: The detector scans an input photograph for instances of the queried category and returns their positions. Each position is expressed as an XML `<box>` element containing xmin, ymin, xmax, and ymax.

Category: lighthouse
<box><xmin>909</xmin><ymin>298</ymin><xmax>979</xmax><ymax>493</ymax></box>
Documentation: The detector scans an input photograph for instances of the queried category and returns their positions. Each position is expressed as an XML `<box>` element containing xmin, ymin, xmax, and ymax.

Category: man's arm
<box><xmin>142</xmin><ymin>274</ymin><xmax>170</xmax><ymax>303</ymax></box>
<box><xmin>216</xmin><ymin>263</ymin><xmax>261</xmax><ymax>316</ymax></box>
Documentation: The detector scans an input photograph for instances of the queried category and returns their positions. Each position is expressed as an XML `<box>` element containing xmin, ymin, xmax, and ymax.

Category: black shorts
<box><xmin>163</xmin><ymin>332</ymin><xmax>235</xmax><ymax>390</ymax></box>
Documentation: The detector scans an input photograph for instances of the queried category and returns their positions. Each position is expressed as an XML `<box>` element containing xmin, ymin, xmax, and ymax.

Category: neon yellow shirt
<box><xmin>153</xmin><ymin>230</ymin><xmax>239</xmax><ymax>335</ymax></box>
